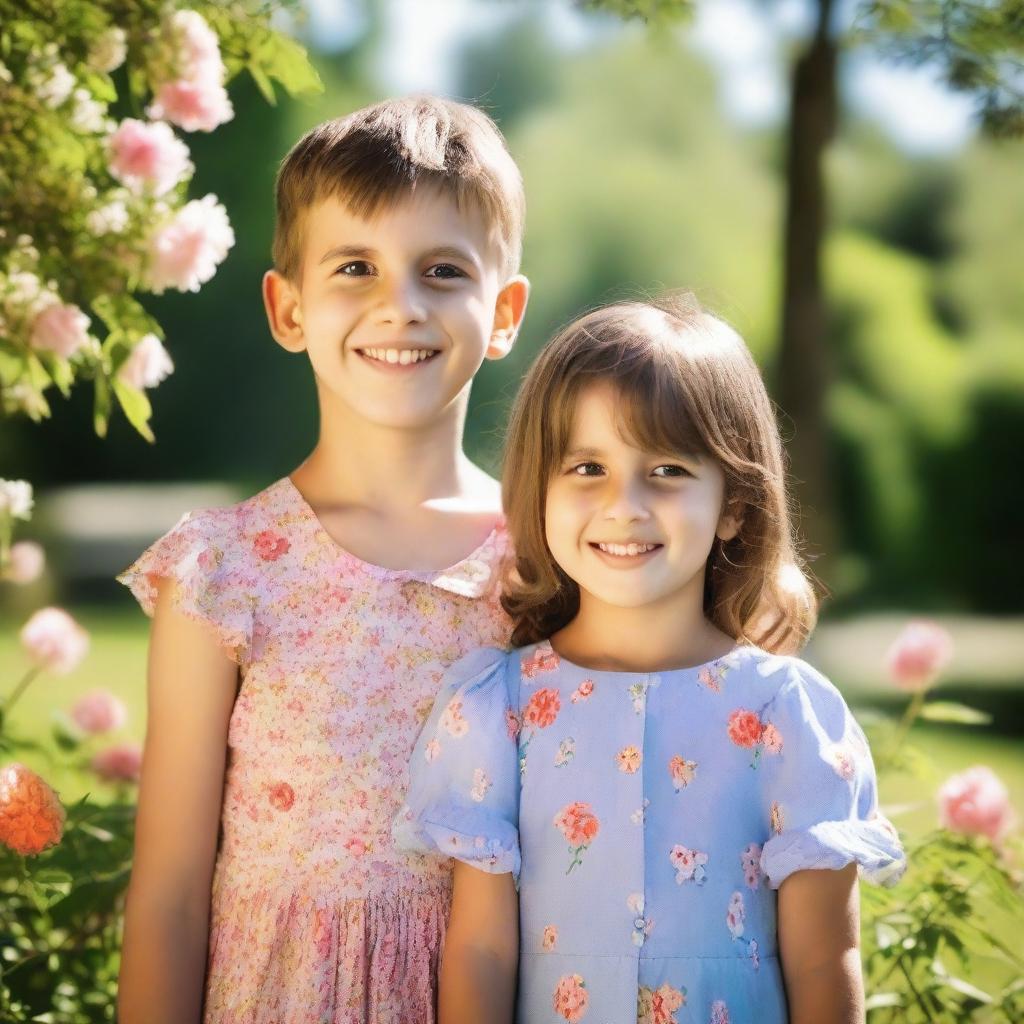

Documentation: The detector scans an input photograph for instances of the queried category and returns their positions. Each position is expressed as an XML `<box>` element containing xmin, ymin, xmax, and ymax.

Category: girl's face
<box><xmin>544</xmin><ymin>381</ymin><xmax>740</xmax><ymax>613</ymax></box>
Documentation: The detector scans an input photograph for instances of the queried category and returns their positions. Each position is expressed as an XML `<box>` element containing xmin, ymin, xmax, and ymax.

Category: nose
<box><xmin>602</xmin><ymin>477</ymin><xmax>651</xmax><ymax>524</ymax></box>
<box><xmin>372</xmin><ymin>273</ymin><xmax>427</xmax><ymax>326</ymax></box>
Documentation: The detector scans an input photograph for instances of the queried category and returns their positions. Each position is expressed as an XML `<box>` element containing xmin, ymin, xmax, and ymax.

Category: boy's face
<box><xmin>266</xmin><ymin>187</ymin><xmax>527</xmax><ymax>431</ymax></box>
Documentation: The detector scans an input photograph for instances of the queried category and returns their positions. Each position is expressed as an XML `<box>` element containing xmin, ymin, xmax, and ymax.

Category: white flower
<box><xmin>34</xmin><ymin>62</ymin><xmax>76</xmax><ymax>108</ymax></box>
<box><xmin>86</xmin><ymin>199</ymin><xmax>131</xmax><ymax>236</ymax></box>
<box><xmin>90</xmin><ymin>27</ymin><xmax>127</xmax><ymax>73</ymax></box>
<box><xmin>70</xmin><ymin>88</ymin><xmax>108</xmax><ymax>134</ymax></box>
<box><xmin>118</xmin><ymin>334</ymin><xmax>174</xmax><ymax>389</ymax></box>
<box><xmin>0</xmin><ymin>479</ymin><xmax>34</xmax><ymax>520</ymax></box>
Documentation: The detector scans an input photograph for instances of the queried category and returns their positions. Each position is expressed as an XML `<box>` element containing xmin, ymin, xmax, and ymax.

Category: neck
<box><xmin>295</xmin><ymin>383</ymin><xmax>483</xmax><ymax>511</ymax></box>
<box><xmin>552</xmin><ymin>573</ymin><xmax>735</xmax><ymax>672</ymax></box>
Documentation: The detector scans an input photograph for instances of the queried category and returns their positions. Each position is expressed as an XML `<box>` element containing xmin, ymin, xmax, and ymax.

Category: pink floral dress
<box><xmin>119</xmin><ymin>477</ymin><xmax>511</xmax><ymax>1024</ymax></box>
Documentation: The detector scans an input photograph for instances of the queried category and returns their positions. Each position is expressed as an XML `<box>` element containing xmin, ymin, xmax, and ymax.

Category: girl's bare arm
<box><xmin>439</xmin><ymin>861</ymin><xmax>519</xmax><ymax>1024</ymax></box>
<box><xmin>778</xmin><ymin>862</ymin><xmax>864</xmax><ymax>1024</ymax></box>
<box><xmin>116</xmin><ymin>580</ymin><xmax>238</xmax><ymax>1024</ymax></box>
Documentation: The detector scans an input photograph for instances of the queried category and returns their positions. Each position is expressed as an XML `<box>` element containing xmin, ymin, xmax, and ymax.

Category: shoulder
<box><xmin>728</xmin><ymin>647</ymin><xmax>840</xmax><ymax>704</ymax></box>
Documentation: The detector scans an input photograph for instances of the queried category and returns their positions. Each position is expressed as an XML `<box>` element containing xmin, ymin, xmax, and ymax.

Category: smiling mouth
<box><xmin>357</xmin><ymin>347</ymin><xmax>441</xmax><ymax>366</ymax></box>
<box><xmin>590</xmin><ymin>542</ymin><xmax>663</xmax><ymax>558</ymax></box>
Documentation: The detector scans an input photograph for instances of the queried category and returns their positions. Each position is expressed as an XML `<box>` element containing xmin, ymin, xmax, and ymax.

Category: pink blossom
<box><xmin>938</xmin><ymin>766</ymin><xmax>1015</xmax><ymax>842</ymax></box>
<box><xmin>20</xmin><ymin>607</ymin><xmax>89</xmax><ymax>674</ymax></box>
<box><xmin>29</xmin><ymin>302</ymin><xmax>92</xmax><ymax>358</ymax></box>
<box><xmin>70</xmin><ymin>689</ymin><xmax>127</xmax><ymax>735</ymax></box>
<box><xmin>885</xmin><ymin>620</ymin><xmax>953</xmax><ymax>692</ymax></box>
<box><xmin>6</xmin><ymin>541</ymin><xmax>45</xmax><ymax>584</ymax></box>
<box><xmin>148</xmin><ymin>78</ymin><xmax>233</xmax><ymax>133</ymax></box>
<box><xmin>118</xmin><ymin>334</ymin><xmax>174</xmax><ymax>389</ymax></box>
<box><xmin>91</xmin><ymin>743</ymin><xmax>142</xmax><ymax>783</ymax></box>
<box><xmin>108</xmin><ymin>119</ymin><xmax>192</xmax><ymax>196</ymax></box>
<box><xmin>170</xmin><ymin>10</ymin><xmax>222</xmax><ymax>76</ymax></box>
<box><xmin>144</xmin><ymin>195</ymin><xmax>234</xmax><ymax>293</ymax></box>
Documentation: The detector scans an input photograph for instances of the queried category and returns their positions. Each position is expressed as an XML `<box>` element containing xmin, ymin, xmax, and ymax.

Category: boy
<box><xmin>117</xmin><ymin>96</ymin><xmax>528</xmax><ymax>1023</ymax></box>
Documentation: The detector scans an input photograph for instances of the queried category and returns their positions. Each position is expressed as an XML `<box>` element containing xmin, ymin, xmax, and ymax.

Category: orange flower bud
<box><xmin>0</xmin><ymin>762</ymin><xmax>66</xmax><ymax>856</ymax></box>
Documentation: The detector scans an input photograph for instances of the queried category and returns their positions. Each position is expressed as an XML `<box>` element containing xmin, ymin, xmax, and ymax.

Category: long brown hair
<box><xmin>500</xmin><ymin>293</ymin><xmax>818</xmax><ymax>654</ymax></box>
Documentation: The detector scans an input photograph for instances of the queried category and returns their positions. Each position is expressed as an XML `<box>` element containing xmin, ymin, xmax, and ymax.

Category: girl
<box><xmin>396</xmin><ymin>295</ymin><xmax>905</xmax><ymax>1024</ymax></box>
<box><xmin>115</xmin><ymin>97</ymin><xmax>529</xmax><ymax>1024</ymax></box>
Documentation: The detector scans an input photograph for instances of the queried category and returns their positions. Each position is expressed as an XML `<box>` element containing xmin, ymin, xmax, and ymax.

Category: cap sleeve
<box><xmin>394</xmin><ymin>646</ymin><xmax>520</xmax><ymax>879</ymax></box>
<box><xmin>117</xmin><ymin>509</ymin><xmax>254</xmax><ymax>666</ymax></box>
<box><xmin>758</xmin><ymin>658</ymin><xmax>906</xmax><ymax>889</ymax></box>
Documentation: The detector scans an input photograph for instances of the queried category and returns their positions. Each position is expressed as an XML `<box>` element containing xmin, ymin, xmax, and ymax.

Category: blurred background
<box><xmin>2</xmin><ymin>0</ymin><xmax>1022</xmax><ymax>810</ymax></box>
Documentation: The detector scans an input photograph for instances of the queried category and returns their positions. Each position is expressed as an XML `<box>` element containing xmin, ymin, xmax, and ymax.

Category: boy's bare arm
<box><xmin>778</xmin><ymin>863</ymin><xmax>864</xmax><ymax>1024</ymax></box>
<box><xmin>440</xmin><ymin>861</ymin><xmax>519</xmax><ymax>1024</ymax></box>
<box><xmin>117</xmin><ymin>581</ymin><xmax>238</xmax><ymax>1024</ymax></box>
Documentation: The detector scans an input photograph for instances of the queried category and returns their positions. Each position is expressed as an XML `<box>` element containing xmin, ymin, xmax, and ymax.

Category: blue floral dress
<box><xmin>395</xmin><ymin>641</ymin><xmax>905</xmax><ymax>1024</ymax></box>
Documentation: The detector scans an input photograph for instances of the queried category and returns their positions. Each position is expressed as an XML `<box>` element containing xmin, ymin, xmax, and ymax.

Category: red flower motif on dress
<box><xmin>727</xmin><ymin>710</ymin><xmax>763</xmax><ymax>748</ymax></box>
<box><xmin>542</xmin><ymin>924</ymin><xmax>558</xmax><ymax>951</ymax></box>
<box><xmin>570</xmin><ymin>679</ymin><xmax>594</xmax><ymax>703</ymax></box>
<box><xmin>554</xmin><ymin>801</ymin><xmax>600</xmax><ymax>873</ymax></box>
<box><xmin>505</xmin><ymin>706</ymin><xmax>521</xmax><ymax>741</ymax></box>
<box><xmin>253</xmin><ymin>529</ymin><xmax>290</xmax><ymax>561</ymax></box>
<box><xmin>553</xmin><ymin>973</ymin><xmax>589</xmax><ymax>1022</ymax></box>
<box><xmin>522</xmin><ymin>645</ymin><xmax>560</xmax><ymax>679</ymax></box>
<box><xmin>268</xmin><ymin>781</ymin><xmax>294</xmax><ymax>811</ymax></box>
<box><xmin>523</xmin><ymin>688</ymin><xmax>561</xmax><ymax>729</ymax></box>
<box><xmin>668</xmin><ymin>754</ymin><xmax>697</xmax><ymax>791</ymax></box>
<box><xmin>727</xmin><ymin>709</ymin><xmax>783</xmax><ymax>768</ymax></box>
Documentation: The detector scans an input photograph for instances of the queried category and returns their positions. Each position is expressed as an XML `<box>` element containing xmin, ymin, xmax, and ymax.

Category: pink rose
<box><xmin>727</xmin><ymin>709</ymin><xmax>763</xmax><ymax>748</ymax></box>
<box><xmin>552</xmin><ymin>974</ymin><xmax>588</xmax><ymax>1022</ymax></box>
<box><xmin>554</xmin><ymin>802</ymin><xmax>600</xmax><ymax>848</ymax></box>
<box><xmin>523</xmin><ymin>687</ymin><xmax>561</xmax><ymax>729</ymax></box>
<box><xmin>938</xmin><ymin>766</ymin><xmax>1015</xmax><ymax>841</ymax></box>
<box><xmin>253</xmin><ymin>530</ymin><xmax>289</xmax><ymax>562</ymax></box>
<box><xmin>148</xmin><ymin>78</ymin><xmax>233</xmax><ymax>133</ymax></box>
<box><xmin>118</xmin><ymin>333</ymin><xmax>174</xmax><ymax>389</ymax></box>
<box><xmin>885</xmin><ymin>619</ymin><xmax>953</xmax><ymax>692</ymax></box>
<box><xmin>108</xmin><ymin>119</ymin><xmax>192</xmax><ymax>195</ymax></box>
<box><xmin>144</xmin><ymin>194</ymin><xmax>234</xmax><ymax>294</ymax></box>
<box><xmin>70</xmin><ymin>689</ymin><xmax>127</xmax><ymax>735</ymax></box>
<box><xmin>29</xmin><ymin>302</ymin><xmax>91</xmax><ymax>359</ymax></box>
<box><xmin>5</xmin><ymin>540</ymin><xmax>45</xmax><ymax>584</ymax></box>
<box><xmin>20</xmin><ymin>607</ymin><xmax>89</xmax><ymax>674</ymax></box>
<box><xmin>91</xmin><ymin>743</ymin><xmax>142</xmax><ymax>783</ymax></box>
<box><xmin>169</xmin><ymin>11</ymin><xmax>222</xmax><ymax>77</ymax></box>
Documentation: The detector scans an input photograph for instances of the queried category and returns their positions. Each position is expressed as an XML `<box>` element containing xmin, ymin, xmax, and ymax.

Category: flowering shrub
<box><xmin>860</xmin><ymin>621</ymin><xmax>1024</xmax><ymax>1021</ymax></box>
<box><xmin>0</xmin><ymin>0</ymin><xmax>320</xmax><ymax>439</ymax></box>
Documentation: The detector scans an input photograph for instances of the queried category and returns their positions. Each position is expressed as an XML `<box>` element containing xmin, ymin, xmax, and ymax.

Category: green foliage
<box><xmin>862</xmin><ymin>832</ymin><xmax>1024</xmax><ymax>1022</ymax></box>
<box><xmin>578</xmin><ymin>0</ymin><xmax>694</xmax><ymax>26</ymax></box>
<box><xmin>858</xmin><ymin>1</ymin><xmax>1024</xmax><ymax>137</ymax></box>
<box><xmin>0</xmin><ymin>797</ymin><xmax>134</xmax><ymax>1023</ymax></box>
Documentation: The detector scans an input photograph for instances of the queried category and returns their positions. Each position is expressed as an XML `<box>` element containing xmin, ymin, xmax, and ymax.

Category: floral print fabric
<box><xmin>119</xmin><ymin>478</ymin><xmax>512</xmax><ymax>1024</ymax></box>
<box><xmin>397</xmin><ymin>642</ymin><xmax>905</xmax><ymax>1024</ymax></box>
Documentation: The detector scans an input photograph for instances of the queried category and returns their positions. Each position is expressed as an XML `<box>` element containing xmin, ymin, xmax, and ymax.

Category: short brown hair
<box><xmin>272</xmin><ymin>96</ymin><xmax>525</xmax><ymax>281</ymax></box>
<box><xmin>501</xmin><ymin>294</ymin><xmax>818</xmax><ymax>655</ymax></box>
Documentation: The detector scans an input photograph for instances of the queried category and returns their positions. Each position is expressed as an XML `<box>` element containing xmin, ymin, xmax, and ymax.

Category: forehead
<box><xmin>300</xmin><ymin>186</ymin><xmax>500</xmax><ymax>268</ymax></box>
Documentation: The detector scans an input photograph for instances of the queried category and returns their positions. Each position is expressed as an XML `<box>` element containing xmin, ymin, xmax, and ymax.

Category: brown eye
<box><xmin>424</xmin><ymin>264</ymin><xmax>465</xmax><ymax>279</ymax></box>
<box><xmin>652</xmin><ymin>465</ymin><xmax>691</xmax><ymax>478</ymax></box>
<box><xmin>572</xmin><ymin>462</ymin><xmax>603</xmax><ymax>477</ymax></box>
<box><xmin>336</xmin><ymin>261</ymin><xmax>374</xmax><ymax>277</ymax></box>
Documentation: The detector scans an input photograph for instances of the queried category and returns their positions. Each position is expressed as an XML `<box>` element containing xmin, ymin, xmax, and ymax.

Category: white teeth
<box><xmin>363</xmin><ymin>348</ymin><xmax>438</xmax><ymax>365</ymax></box>
<box><xmin>597</xmin><ymin>542</ymin><xmax>657</xmax><ymax>557</ymax></box>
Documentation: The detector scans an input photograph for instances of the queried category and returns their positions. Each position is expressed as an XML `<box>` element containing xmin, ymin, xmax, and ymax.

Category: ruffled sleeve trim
<box><xmin>761</xmin><ymin>815</ymin><xmax>907</xmax><ymax>889</ymax></box>
<box><xmin>394</xmin><ymin>646</ymin><xmax>521</xmax><ymax>879</ymax></box>
<box><xmin>117</xmin><ymin>509</ymin><xmax>254</xmax><ymax>666</ymax></box>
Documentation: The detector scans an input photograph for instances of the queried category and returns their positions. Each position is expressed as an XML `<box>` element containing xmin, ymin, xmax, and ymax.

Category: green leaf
<box><xmin>248</xmin><ymin>60</ymin><xmax>277</xmax><ymax>105</ymax></box>
<box><xmin>919</xmin><ymin>702</ymin><xmax>993</xmax><ymax>725</ymax></box>
<box><xmin>252</xmin><ymin>33</ymin><xmax>323</xmax><ymax>97</ymax></box>
<box><xmin>111</xmin><ymin>377</ymin><xmax>154</xmax><ymax>442</ymax></box>
<box><xmin>94</xmin><ymin>374</ymin><xmax>111</xmax><ymax>438</ymax></box>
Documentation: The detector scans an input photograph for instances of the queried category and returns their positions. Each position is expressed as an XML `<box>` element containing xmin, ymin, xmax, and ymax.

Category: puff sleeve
<box><xmin>117</xmin><ymin>509</ymin><xmax>255</xmax><ymax>667</ymax></box>
<box><xmin>393</xmin><ymin>646</ymin><xmax>521</xmax><ymax>880</ymax></box>
<box><xmin>758</xmin><ymin>658</ymin><xmax>906</xmax><ymax>889</ymax></box>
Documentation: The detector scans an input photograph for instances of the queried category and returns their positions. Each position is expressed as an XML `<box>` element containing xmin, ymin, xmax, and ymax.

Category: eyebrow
<box><xmin>563</xmin><ymin>447</ymin><xmax>603</xmax><ymax>461</ymax></box>
<box><xmin>317</xmin><ymin>243</ymin><xmax>479</xmax><ymax>267</ymax></box>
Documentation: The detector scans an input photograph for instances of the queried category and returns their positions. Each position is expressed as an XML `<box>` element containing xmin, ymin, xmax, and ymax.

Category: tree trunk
<box><xmin>777</xmin><ymin>0</ymin><xmax>838</xmax><ymax>582</ymax></box>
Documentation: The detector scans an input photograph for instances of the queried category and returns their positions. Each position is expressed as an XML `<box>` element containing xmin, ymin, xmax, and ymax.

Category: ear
<box><xmin>486</xmin><ymin>274</ymin><xmax>530</xmax><ymax>360</ymax></box>
<box><xmin>263</xmin><ymin>269</ymin><xmax>306</xmax><ymax>353</ymax></box>
<box><xmin>716</xmin><ymin>500</ymin><xmax>744</xmax><ymax>543</ymax></box>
